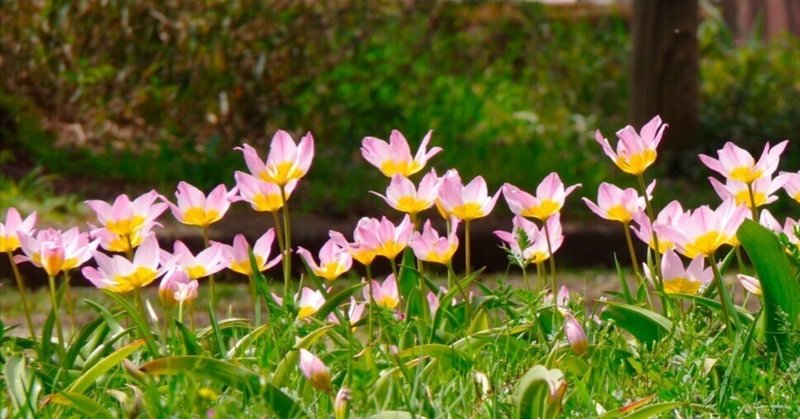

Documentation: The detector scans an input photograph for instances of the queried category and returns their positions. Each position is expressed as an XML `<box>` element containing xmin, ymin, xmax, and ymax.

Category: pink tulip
<box><xmin>783</xmin><ymin>218</ymin><xmax>800</xmax><ymax>245</ymax></box>
<box><xmin>82</xmin><ymin>234</ymin><xmax>164</xmax><ymax>292</ymax></box>
<box><xmin>159</xmin><ymin>269</ymin><xmax>198</xmax><ymax>306</ymax></box>
<box><xmin>234</xmin><ymin>171</ymin><xmax>297</xmax><ymax>213</ymax></box>
<box><xmin>298</xmin><ymin>349</ymin><xmax>332</xmax><ymax>392</ymax></box>
<box><xmin>329</xmin><ymin>219</ymin><xmax>380</xmax><ymax>266</ymax></box>
<box><xmin>495</xmin><ymin>215</ymin><xmax>564</xmax><ymax>265</ymax></box>
<box><xmin>372</xmin><ymin>215</ymin><xmax>414</xmax><ymax>260</ymax></box>
<box><xmin>655</xmin><ymin>199</ymin><xmax>748</xmax><ymax>258</ymax></box>
<box><xmin>631</xmin><ymin>200</ymin><xmax>687</xmax><ymax>253</ymax></box>
<box><xmin>297</xmin><ymin>287</ymin><xmax>326</xmax><ymax>320</ymax></box>
<box><xmin>434</xmin><ymin>169</ymin><xmax>460</xmax><ymax>219</ymax></box>
<box><xmin>162</xmin><ymin>240</ymin><xmax>227</xmax><ymax>280</ymax></box>
<box><xmin>17</xmin><ymin>228</ymin><xmax>99</xmax><ymax>276</ymax></box>
<box><xmin>409</xmin><ymin>218</ymin><xmax>460</xmax><ymax>265</ymax></box>
<box><xmin>334</xmin><ymin>387</ymin><xmax>350</xmax><ymax>419</ymax></box>
<box><xmin>165</xmin><ymin>182</ymin><xmax>238</xmax><ymax>227</ymax></box>
<box><xmin>502</xmin><ymin>173</ymin><xmax>581</xmax><ymax>221</ymax></box>
<box><xmin>361</xmin><ymin>129</ymin><xmax>442</xmax><ymax>177</ymax></box>
<box><xmin>427</xmin><ymin>291</ymin><xmax>441</xmax><ymax>316</ymax></box>
<box><xmin>236</xmin><ymin>130</ymin><xmax>314</xmax><ymax>186</ymax></box>
<box><xmin>218</xmin><ymin>230</ymin><xmax>281</xmax><ymax>275</ymax></box>
<box><xmin>363</xmin><ymin>274</ymin><xmax>400</xmax><ymax>309</ymax></box>
<box><xmin>438</xmin><ymin>174</ymin><xmax>501</xmax><ymax>221</ymax></box>
<box><xmin>543</xmin><ymin>285</ymin><xmax>571</xmax><ymax>309</ymax></box>
<box><xmin>373</xmin><ymin>170</ymin><xmax>440</xmax><ymax>214</ymax></box>
<box><xmin>657</xmin><ymin>250</ymin><xmax>712</xmax><ymax>295</ymax></box>
<box><xmin>85</xmin><ymin>191</ymin><xmax>167</xmax><ymax>237</ymax></box>
<box><xmin>0</xmin><ymin>207</ymin><xmax>37</xmax><ymax>253</ymax></box>
<box><xmin>709</xmin><ymin>174</ymin><xmax>789</xmax><ymax>209</ymax></box>
<box><xmin>564</xmin><ymin>313</ymin><xmax>588</xmax><ymax>355</ymax></box>
<box><xmin>90</xmin><ymin>221</ymin><xmax>156</xmax><ymax>253</ymax></box>
<box><xmin>780</xmin><ymin>170</ymin><xmax>800</xmax><ymax>204</ymax></box>
<box><xmin>328</xmin><ymin>298</ymin><xmax>366</xmax><ymax>327</ymax></box>
<box><xmin>737</xmin><ymin>274</ymin><xmax>762</xmax><ymax>296</ymax></box>
<box><xmin>582</xmin><ymin>181</ymin><xmax>654</xmax><ymax>224</ymax></box>
<box><xmin>699</xmin><ymin>140</ymin><xmax>788</xmax><ymax>184</ymax></box>
<box><xmin>594</xmin><ymin>115</ymin><xmax>667</xmax><ymax>175</ymax></box>
<box><xmin>297</xmin><ymin>238</ymin><xmax>353</xmax><ymax>281</ymax></box>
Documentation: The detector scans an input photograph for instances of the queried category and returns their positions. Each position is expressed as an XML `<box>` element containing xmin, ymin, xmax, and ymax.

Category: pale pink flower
<box><xmin>0</xmin><ymin>207</ymin><xmax>37</xmax><ymax>253</ymax></box>
<box><xmin>427</xmin><ymin>291</ymin><xmax>441</xmax><ymax>316</ymax></box>
<box><xmin>781</xmin><ymin>217</ymin><xmax>799</xmax><ymax>245</ymax></box>
<box><xmin>297</xmin><ymin>287</ymin><xmax>326</xmax><ymax>320</ymax></box>
<box><xmin>234</xmin><ymin>171</ymin><xmax>297</xmax><ymax>213</ymax></box>
<box><xmin>159</xmin><ymin>269</ymin><xmax>198</xmax><ymax>306</ymax></box>
<box><xmin>582</xmin><ymin>181</ymin><xmax>654</xmax><ymax>224</ymax></box>
<box><xmin>564</xmin><ymin>313</ymin><xmax>588</xmax><ymax>355</ymax></box>
<box><xmin>297</xmin><ymin>238</ymin><xmax>353</xmax><ymax>281</ymax></box>
<box><xmin>218</xmin><ymin>230</ymin><xmax>281</xmax><ymax>276</ymax></box>
<box><xmin>372</xmin><ymin>215</ymin><xmax>414</xmax><ymax>260</ymax></box>
<box><xmin>165</xmin><ymin>182</ymin><xmax>238</xmax><ymax>227</ymax></box>
<box><xmin>699</xmin><ymin>140</ymin><xmax>788</xmax><ymax>184</ymax></box>
<box><xmin>361</xmin><ymin>129</ymin><xmax>442</xmax><ymax>177</ymax></box>
<box><xmin>657</xmin><ymin>250</ymin><xmax>712</xmax><ymax>295</ymax></box>
<box><xmin>373</xmin><ymin>170</ymin><xmax>440</xmax><ymax>214</ymax></box>
<box><xmin>594</xmin><ymin>115</ymin><xmax>667</xmax><ymax>175</ymax></box>
<box><xmin>363</xmin><ymin>274</ymin><xmax>400</xmax><ymax>309</ymax></box>
<box><xmin>780</xmin><ymin>170</ymin><xmax>800</xmax><ymax>204</ymax></box>
<box><xmin>236</xmin><ymin>130</ymin><xmax>314</xmax><ymax>186</ymax></box>
<box><xmin>82</xmin><ymin>234</ymin><xmax>164</xmax><ymax>292</ymax></box>
<box><xmin>328</xmin><ymin>298</ymin><xmax>366</xmax><ymax>327</ymax></box>
<box><xmin>163</xmin><ymin>240</ymin><xmax>227</xmax><ymax>280</ymax></box>
<box><xmin>434</xmin><ymin>169</ymin><xmax>461</xmax><ymax>219</ymax></box>
<box><xmin>655</xmin><ymin>199</ymin><xmax>748</xmax><ymax>258</ymax></box>
<box><xmin>17</xmin><ymin>228</ymin><xmax>99</xmax><ymax>277</ymax></box>
<box><xmin>437</xmin><ymin>175</ymin><xmax>500</xmax><ymax>221</ymax></box>
<box><xmin>631</xmin><ymin>200</ymin><xmax>687</xmax><ymax>253</ymax></box>
<box><xmin>737</xmin><ymin>274</ymin><xmax>762</xmax><ymax>296</ymax></box>
<box><xmin>543</xmin><ymin>285</ymin><xmax>571</xmax><ymax>309</ymax></box>
<box><xmin>85</xmin><ymin>191</ymin><xmax>167</xmax><ymax>237</ymax></box>
<box><xmin>329</xmin><ymin>218</ymin><xmax>381</xmax><ymax>266</ymax></box>
<box><xmin>90</xmin><ymin>221</ymin><xmax>156</xmax><ymax>253</ymax></box>
<box><xmin>502</xmin><ymin>173</ymin><xmax>581</xmax><ymax>221</ymax></box>
<box><xmin>495</xmin><ymin>215</ymin><xmax>564</xmax><ymax>265</ymax></box>
<box><xmin>758</xmin><ymin>209</ymin><xmax>783</xmax><ymax>233</ymax></box>
<box><xmin>298</xmin><ymin>349</ymin><xmax>332</xmax><ymax>392</ymax></box>
<box><xmin>334</xmin><ymin>387</ymin><xmax>350</xmax><ymax>419</ymax></box>
<box><xmin>409</xmin><ymin>218</ymin><xmax>460</xmax><ymax>265</ymax></box>
<box><xmin>709</xmin><ymin>175</ymin><xmax>789</xmax><ymax>209</ymax></box>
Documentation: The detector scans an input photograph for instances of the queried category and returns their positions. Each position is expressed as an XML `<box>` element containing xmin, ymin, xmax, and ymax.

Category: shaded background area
<box><xmin>1</xmin><ymin>0</ymin><xmax>799</xmax><ymax>279</ymax></box>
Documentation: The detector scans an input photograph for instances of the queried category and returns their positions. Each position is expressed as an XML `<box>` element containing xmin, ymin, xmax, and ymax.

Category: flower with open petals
<box><xmin>82</xmin><ymin>235</ymin><xmax>164</xmax><ymax>292</ymax></box>
<box><xmin>296</xmin><ymin>287</ymin><xmax>326</xmax><ymax>320</ymax></box>
<box><xmin>236</xmin><ymin>130</ymin><xmax>314</xmax><ymax>186</ymax></box>
<box><xmin>18</xmin><ymin>228</ymin><xmax>99</xmax><ymax>276</ymax></box>
<box><xmin>373</xmin><ymin>170</ymin><xmax>440</xmax><ymax>215</ymax></box>
<box><xmin>438</xmin><ymin>175</ymin><xmax>500</xmax><ymax>221</ymax></box>
<box><xmin>234</xmin><ymin>171</ymin><xmax>297</xmax><ymax>212</ymax></box>
<box><xmin>328</xmin><ymin>298</ymin><xmax>366</xmax><ymax>327</ymax></box>
<box><xmin>583</xmin><ymin>182</ymin><xmax>654</xmax><ymax>224</ymax></box>
<box><xmin>656</xmin><ymin>250</ymin><xmax>712</xmax><ymax>295</ymax></box>
<box><xmin>372</xmin><ymin>215</ymin><xmax>414</xmax><ymax>260</ymax></box>
<box><xmin>502</xmin><ymin>173</ymin><xmax>581</xmax><ymax>221</ymax></box>
<box><xmin>218</xmin><ymin>230</ymin><xmax>281</xmax><ymax>276</ymax></box>
<box><xmin>699</xmin><ymin>140</ymin><xmax>788</xmax><ymax>184</ymax></box>
<box><xmin>780</xmin><ymin>170</ymin><xmax>800</xmax><ymax>204</ymax></box>
<box><xmin>299</xmin><ymin>349</ymin><xmax>332</xmax><ymax>392</ymax></box>
<box><xmin>159</xmin><ymin>269</ymin><xmax>199</xmax><ymax>306</ymax></box>
<box><xmin>90</xmin><ymin>221</ymin><xmax>155</xmax><ymax>254</ymax></box>
<box><xmin>564</xmin><ymin>313</ymin><xmax>588</xmax><ymax>355</ymax></box>
<box><xmin>166</xmin><ymin>182</ymin><xmax>237</xmax><ymax>227</ymax></box>
<box><xmin>361</xmin><ymin>129</ymin><xmax>442</xmax><ymax>177</ymax></box>
<box><xmin>328</xmin><ymin>218</ymin><xmax>383</xmax><ymax>266</ymax></box>
<box><xmin>364</xmin><ymin>274</ymin><xmax>400</xmax><ymax>309</ymax></box>
<box><xmin>0</xmin><ymin>207</ymin><xmax>37</xmax><ymax>253</ymax></box>
<box><xmin>631</xmin><ymin>200</ymin><xmax>687</xmax><ymax>253</ymax></box>
<box><xmin>163</xmin><ymin>240</ymin><xmax>227</xmax><ymax>280</ymax></box>
<box><xmin>495</xmin><ymin>214</ymin><xmax>564</xmax><ymax>265</ymax></box>
<box><xmin>709</xmin><ymin>175</ymin><xmax>789</xmax><ymax>209</ymax></box>
<box><xmin>86</xmin><ymin>191</ymin><xmax>167</xmax><ymax>238</ymax></box>
<box><xmin>409</xmin><ymin>218</ymin><xmax>460</xmax><ymax>265</ymax></box>
<box><xmin>594</xmin><ymin>115</ymin><xmax>667</xmax><ymax>175</ymax></box>
<box><xmin>655</xmin><ymin>199</ymin><xmax>748</xmax><ymax>258</ymax></box>
<box><xmin>297</xmin><ymin>238</ymin><xmax>353</xmax><ymax>281</ymax></box>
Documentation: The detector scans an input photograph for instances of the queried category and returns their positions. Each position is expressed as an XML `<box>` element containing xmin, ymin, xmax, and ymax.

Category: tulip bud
<box><xmin>298</xmin><ymin>349</ymin><xmax>332</xmax><ymax>392</ymax></box>
<box><xmin>564</xmin><ymin>313</ymin><xmax>588</xmax><ymax>355</ymax></box>
<box><xmin>334</xmin><ymin>387</ymin><xmax>350</xmax><ymax>419</ymax></box>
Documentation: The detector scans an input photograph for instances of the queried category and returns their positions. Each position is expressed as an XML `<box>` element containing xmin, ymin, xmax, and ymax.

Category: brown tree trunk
<box><xmin>723</xmin><ymin>0</ymin><xmax>800</xmax><ymax>41</ymax></box>
<box><xmin>631</xmin><ymin>0</ymin><xmax>698</xmax><ymax>152</ymax></box>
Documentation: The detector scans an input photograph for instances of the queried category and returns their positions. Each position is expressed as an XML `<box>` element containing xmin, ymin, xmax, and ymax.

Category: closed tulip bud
<box><xmin>564</xmin><ymin>313</ymin><xmax>588</xmax><ymax>355</ymax></box>
<box><xmin>334</xmin><ymin>387</ymin><xmax>350</xmax><ymax>419</ymax></box>
<box><xmin>298</xmin><ymin>349</ymin><xmax>332</xmax><ymax>392</ymax></box>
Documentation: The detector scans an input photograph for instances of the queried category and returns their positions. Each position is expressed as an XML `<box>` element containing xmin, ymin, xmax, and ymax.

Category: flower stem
<box><xmin>48</xmin><ymin>275</ymin><xmax>65</xmax><ymax>359</ymax></box>
<box><xmin>542</xmin><ymin>218</ymin><xmax>557</xmax><ymax>293</ymax></box>
<box><xmin>280</xmin><ymin>185</ymin><xmax>292</xmax><ymax>297</ymax></box>
<box><xmin>366</xmin><ymin>263</ymin><xmax>374</xmax><ymax>340</ymax></box>
<box><xmin>709</xmin><ymin>253</ymin><xmax>737</xmax><ymax>339</ymax></box>
<box><xmin>447</xmin><ymin>262</ymin><xmax>471</xmax><ymax>323</ymax></box>
<box><xmin>465</xmin><ymin>220</ymin><xmax>472</xmax><ymax>276</ymax></box>
<box><xmin>623</xmin><ymin>222</ymin><xmax>651</xmax><ymax>308</ymax></box>
<box><xmin>746</xmin><ymin>182</ymin><xmax>759</xmax><ymax>221</ymax></box>
<box><xmin>637</xmin><ymin>173</ymin><xmax>668</xmax><ymax>314</ymax></box>
<box><xmin>7</xmin><ymin>252</ymin><xmax>35</xmax><ymax>338</ymax></box>
<box><xmin>63</xmin><ymin>270</ymin><xmax>76</xmax><ymax>332</ymax></box>
<box><xmin>202</xmin><ymin>226</ymin><xmax>217</xmax><ymax>309</ymax></box>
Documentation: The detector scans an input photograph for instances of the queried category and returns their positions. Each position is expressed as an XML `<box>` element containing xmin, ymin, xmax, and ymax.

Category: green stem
<box><xmin>542</xmin><ymin>218</ymin><xmax>557</xmax><ymax>293</ymax></box>
<box><xmin>637</xmin><ymin>173</ymin><xmax>668</xmax><ymax>315</ymax></box>
<box><xmin>63</xmin><ymin>270</ymin><xmax>76</xmax><ymax>332</ymax></box>
<box><xmin>366</xmin><ymin>263</ymin><xmax>374</xmax><ymax>341</ymax></box>
<box><xmin>248</xmin><ymin>273</ymin><xmax>260</xmax><ymax>326</ymax></box>
<box><xmin>7</xmin><ymin>252</ymin><xmax>35</xmax><ymax>338</ymax></box>
<box><xmin>48</xmin><ymin>275</ymin><xmax>65</xmax><ymax>359</ymax></box>
<box><xmin>521</xmin><ymin>264</ymin><xmax>530</xmax><ymax>292</ymax></box>
<box><xmin>390</xmin><ymin>257</ymin><xmax>398</xmax><ymax>279</ymax></box>
<box><xmin>465</xmin><ymin>220</ymin><xmax>472</xmax><ymax>276</ymax></box>
<box><xmin>202</xmin><ymin>226</ymin><xmax>217</xmax><ymax>309</ymax></box>
<box><xmin>709</xmin><ymin>253</ymin><xmax>737</xmax><ymax>339</ymax></box>
<box><xmin>623</xmin><ymin>222</ymin><xmax>651</xmax><ymax>308</ymax></box>
<box><xmin>447</xmin><ymin>262</ymin><xmax>471</xmax><ymax>323</ymax></box>
<box><xmin>178</xmin><ymin>301</ymin><xmax>184</xmax><ymax>324</ymax></box>
<box><xmin>280</xmin><ymin>185</ymin><xmax>292</xmax><ymax>297</ymax></box>
<box><xmin>746</xmin><ymin>182</ymin><xmax>759</xmax><ymax>221</ymax></box>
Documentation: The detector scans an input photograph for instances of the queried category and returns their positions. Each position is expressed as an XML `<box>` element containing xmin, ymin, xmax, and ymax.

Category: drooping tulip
<box><xmin>582</xmin><ymin>181</ymin><xmax>654</xmax><ymax>224</ymax></box>
<box><xmin>0</xmin><ymin>207</ymin><xmax>37</xmax><ymax>253</ymax></box>
<box><xmin>298</xmin><ymin>349</ymin><xmax>332</xmax><ymax>392</ymax></box>
<box><xmin>655</xmin><ymin>199</ymin><xmax>748</xmax><ymax>258</ymax></box>
<box><xmin>218</xmin><ymin>230</ymin><xmax>282</xmax><ymax>276</ymax></box>
<box><xmin>297</xmin><ymin>238</ymin><xmax>353</xmax><ymax>281</ymax></box>
<box><xmin>236</xmin><ymin>130</ymin><xmax>315</xmax><ymax>186</ymax></box>
<box><xmin>437</xmin><ymin>175</ymin><xmax>500</xmax><ymax>221</ymax></box>
<box><xmin>234</xmin><ymin>171</ymin><xmax>297</xmax><ymax>212</ymax></box>
<box><xmin>82</xmin><ymin>234</ymin><xmax>164</xmax><ymax>292</ymax></box>
<box><xmin>85</xmin><ymin>191</ymin><xmax>167</xmax><ymax>237</ymax></box>
<box><xmin>361</xmin><ymin>129</ymin><xmax>442</xmax><ymax>177</ymax></box>
<box><xmin>373</xmin><ymin>170</ymin><xmax>440</xmax><ymax>215</ymax></box>
<box><xmin>17</xmin><ymin>228</ymin><xmax>99</xmax><ymax>277</ymax></box>
<box><xmin>594</xmin><ymin>115</ymin><xmax>667</xmax><ymax>175</ymax></box>
<box><xmin>409</xmin><ymin>218</ymin><xmax>460</xmax><ymax>265</ymax></box>
<box><xmin>699</xmin><ymin>140</ymin><xmax>788</xmax><ymax>184</ymax></box>
<box><xmin>165</xmin><ymin>182</ymin><xmax>238</xmax><ymax>227</ymax></box>
<box><xmin>502</xmin><ymin>173</ymin><xmax>581</xmax><ymax>221</ymax></box>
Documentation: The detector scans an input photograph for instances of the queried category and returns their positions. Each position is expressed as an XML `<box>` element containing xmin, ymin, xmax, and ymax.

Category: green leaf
<box><xmin>65</xmin><ymin>339</ymin><xmax>145</xmax><ymax>394</ymax></box>
<box><xmin>4</xmin><ymin>354</ymin><xmax>41</xmax><ymax>418</ymax></box>
<box><xmin>601</xmin><ymin>301</ymin><xmax>672</xmax><ymax>345</ymax></box>
<box><xmin>46</xmin><ymin>391</ymin><xmax>114</xmax><ymax>419</ymax></box>
<box><xmin>196</xmin><ymin>318</ymin><xmax>252</xmax><ymax>340</ymax></box>
<box><xmin>738</xmin><ymin>219</ymin><xmax>800</xmax><ymax>355</ymax></box>
<box><xmin>671</xmin><ymin>293</ymin><xmax>754</xmax><ymax>323</ymax></box>
<box><xmin>64</xmin><ymin>317</ymin><xmax>107</xmax><ymax>369</ymax></box>
<box><xmin>175</xmin><ymin>321</ymin><xmax>203</xmax><ymax>356</ymax></box>
<box><xmin>515</xmin><ymin>365</ymin><xmax>565</xmax><ymax>419</ymax></box>
<box><xmin>367</xmin><ymin>412</ymin><xmax>416</xmax><ymax>419</ymax></box>
<box><xmin>271</xmin><ymin>324</ymin><xmax>334</xmax><ymax>387</ymax></box>
<box><xmin>228</xmin><ymin>324</ymin><xmax>269</xmax><ymax>359</ymax></box>
<box><xmin>396</xmin><ymin>343</ymin><xmax>472</xmax><ymax>371</ymax></box>
<box><xmin>314</xmin><ymin>282</ymin><xmax>366</xmax><ymax>320</ymax></box>
<box><xmin>103</xmin><ymin>291</ymin><xmax>160</xmax><ymax>356</ymax></box>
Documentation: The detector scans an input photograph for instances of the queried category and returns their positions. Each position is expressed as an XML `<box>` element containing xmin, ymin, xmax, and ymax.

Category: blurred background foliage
<box><xmin>1</xmin><ymin>0</ymin><xmax>798</xmax><ymax>217</ymax></box>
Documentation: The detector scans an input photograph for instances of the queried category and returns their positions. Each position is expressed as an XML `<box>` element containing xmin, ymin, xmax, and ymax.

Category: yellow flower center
<box><xmin>615</xmin><ymin>150</ymin><xmax>656</xmax><ymax>175</ymax></box>
<box><xmin>379</xmin><ymin>160</ymin><xmax>423</xmax><ymax>178</ymax></box>
<box><xmin>298</xmin><ymin>305</ymin><xmax>319</xmax><ymax>320</ymax></box>
<box><xmin>351</xmin><ymin>248</ymin><xmax>376</xmax><ymax>266</ymax></box>
<box><xmin>182</xmin><ymin>207</ymin><xmax>220</xmax><ymax>227</ymax></box>
<box><xmin>528</xmin><ymin>251</ymin><xmax>551</xmax><ymax>265</ymax></box>
<box><xmin>251</xmin><ymin>193</ymin><xmax>284</xmax><ymax>212</ymax></box>
<box><xmin>378</xmin><ymin>240</ymin><xmax>405</xmax><ymax>260</ymax></box>
<box><xmin>315</xmin><ymin>262</ymin><xmax>346</xmax><ymax>281</ymax></box>
<box><xmin>114</xmin><ymin>267</ymin><xmax>158</xmax><ymax>291</ymax></box>
<box><xmin>451</xmin><ymin>202</ymin><xmax>485</xmax><ymax>221</ymax></box>
<box><xmin>261</xmin><ymin>162</ymin><xmax>303</xmax><ymax>186</ymax></box>
<box><xmin>685</xmin><ymin>231</ymin><xmax>729</xmax><ymax>258</ymax></box>
<box><xmin>106</xmin><ymin>215</ymin><xmax>146</xmax><ymax>236</ymax></box>
<box><xmin>605</xmin><ymin>205</ymin><xmax>633</xmax><ymax>223</ymax></box>
<box><xmin>395</xmin><ymin>196</ymin><xmax>429</xmax><ymax>214</ymax></box>
<box><xmin>733</xmin><ymin>190</ymin><xmax>767</xmax><ymax>208</ymax></box>
<box><xmin>230</xmin><ymin>256</ymin><xmax>264</xmax><ymax>275</ymax></box>
<box><xmin>663</xmin><ymin>277</ymin><xmax>702</xmax><ymax>294</ymax></box>
<box><xmin>424</xmin><ymin>245</ymin><xmax>457</xmax><ymax>265</ymax></box>
<box><xmin>0</xmin><ymin>235</ymin><xmax>20</xmax><ymax>253</ymax></box>
<box><xmin>521</xmin><ymin>200</ymin><xmax>561</xmax><ymax>221</ymax></box>
<box><xmin>186</xmin><ymin>265</ymin><xmax>207</xmax><ymax>279</ymax></box>
<box><xmin>728</xmin><ymin>167</ymin><xmax>762</xmax><ymax>184</ymax></box>
<box><xmin>377</xmin><ymin>295</ymin><xmax>399</xmax><ymax>309</ymax></box>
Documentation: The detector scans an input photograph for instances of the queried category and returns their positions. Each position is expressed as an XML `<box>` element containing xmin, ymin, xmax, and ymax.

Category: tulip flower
<box><xmin>631</xmin><ymin>200</ymin><xmax>687</xmax><ymax>253</ymax></box>
<box><xmin>655</xmin><ymin>250</ymin><xmax>712</xmax><ymax>295</ymax></box>
<box><xmin>409</xmin><ymin>218</ymin><xmax>460</xmax><ymax>265</ymax></box>
<box><xmin>297</xmin><ymin>238</ymin><xmax>353</xmax><ymax>281</ymax></box>
<box><xmin>434</xmin><ymin>169</ymin><xmax>460</xmax><ymax>220</ymax></box>
<box><xmin>437</xmin><ymin>175</ymin><xmax>500</xmax><ymax>221</ymax></box>
<box><xmin>708</xmin><ymin>175</ymin><xmax>789</xmax><ymax>209</ymax></box>
<box><xmin>655</xmin><ymin>199</ymin><xmax>748</xmax><ymax>259</ymax></box>
<box><xmin>502</xmin><ymin>173</ymin><xmax>581</xmax><ymax>221</ymax></box>
<box><xmin>699</xmin><ymin>140</ymin><xmax>788</xmax><ymax>184</ymax></box>
<box><xmin>165</xmin><ymin>182</ymin><xmax>238</xmax><ymax>227</ymax></box>
<box><xmin>361</xmin><ymin>129</ymin><xmax>442</xmax><ymax>177</ymax></box>
<box><xmin>364</xmin><ymin>274</ymin><xmax>400</xmax><ymax>309</ymax></box>
<box><xmin>85</xmin><ymin>190</ymin><xmax>167</xmax><ymax>238</ymax></box>
<box><xmin>159</xmin><ymin>269</ymin><xmax>198</xmax><ymax>307</ymax></box>
<box><xmin>373</xmin><ymin>170</ymin><xmax>440</xmax><ymax>215</ymax></box>
<box><xmin>17</xmin><ymin>228</ymin><xmax>99</xmax><ymax>277</ymax></box>
<box><xmin>564</xmin><ymin>313</ymin><xmax>588</xmax><ymax>355</ymax></box>
<box><xmin>494</xmin><ymin>215</ymin><xmax>564</xmax><ymax>265</ymax></box>
<box><xmin>0</xmin><ymin>207</ymin><xmax>37</xmax><ymax>253</ymax></box>
<box><xmin>218</xmin><ymin>230</ymin><xmax>282</xmax><ymax>276</ymax></box>
<box><xmin>594</xmin><ymin>115</ymin><xmax>667</xmax><ymax>175</ymax></box>
<box><xmin>334</xmin><ymin>387</ymin><xmax>350</xmax><ymax>419</ymax></box>
<box><xmin>234</xmin><ymin>171</ymin><xmax>297</xmax><ymax>213</ymax></box>
<box><xmin>780</xmin><ymin>170</ymin><xmax>800</xmax><ymax>204</ymax></box>
<box><xmin>82</xmin><ymin>234</ymin><xmax>164</xmax><ymax>293</ymax></box>
<box><xmin>329</xmin><ymin>222</ymin><xmax>379</xmax><ymax>267</ymax></box>
<box><xmin>543</xmin><ymin>285</ymin><xmax>571</xmax><ymax>309</ymax></box>
<box><xmin>163</xmin><ymin>240</ymin><xmax>227</xmax><ymax>280</ymax></box>
<box><xmin>427</xmin><ymin>291</ymin><xmax>441</xmax><ymax>316</ymax></box>
<box><xmin>783</xmin><ymin>218</ymin><xmax>800</xmax><ymax>245</ymax></box>
<box><xmin>372</xmin><ymin>215</ymin><xmax>414</xmax><ymax>260</ymax></box>
<box><xmin>236</xmin><ymin>130</ymin><xmax>314</xmax><ymax>186</ymax></box>
<box><xmin>296</xmin><ymin>287</ymin><xmax>326</xmax><ymax>320</ymax></box>
<box><xmin>737</xmin><ymin>274</ymin><xmax>762</xmax><ymax>296</ymax></box>
<box><xmin>298</xmin><ymin>349</ymin><xmax>332</xmax><ymax>392</ymax></box>
<box><xmin>90</xmin><ymin>222</ymin><xmax>155</xmax><ymax>253</ymax></box>
<box><xmin>583</xmin><ymin>181</ymin><xmax>654</xmax><ymax>224</ymax></box>
<box><xmin>328</xmin><ymin>298</ymin><xmax>366</xmax><ymax>327</ymax></box>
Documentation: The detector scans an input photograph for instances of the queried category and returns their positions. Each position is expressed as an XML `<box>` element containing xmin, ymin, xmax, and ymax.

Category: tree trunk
<box><xmin>723</xmin><ymin>0</ymin><xmax>800</xmax><ymax>41</ymax></box>
<box><xmin>631</xmin><ymin>0</ymin><xmax>698</xmax><ymax>153</ymax></box>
